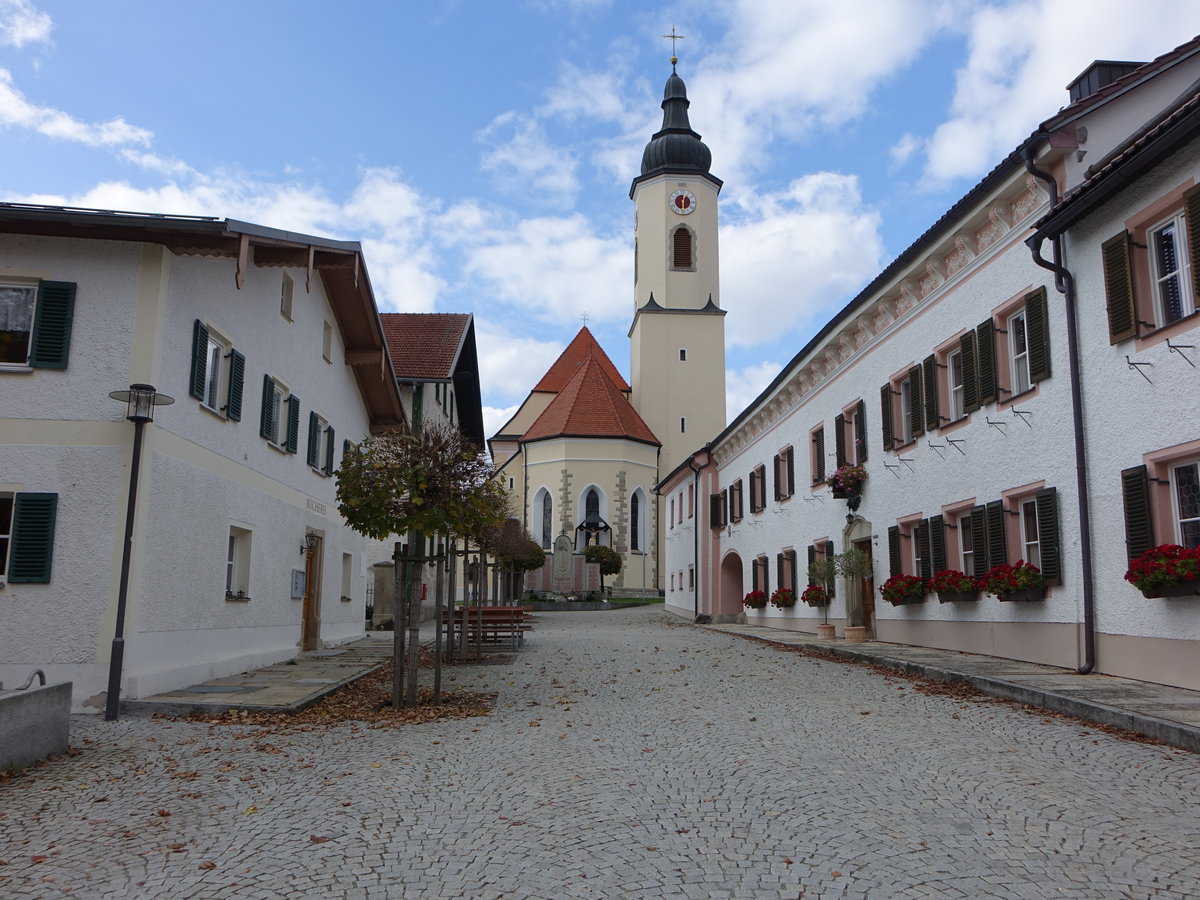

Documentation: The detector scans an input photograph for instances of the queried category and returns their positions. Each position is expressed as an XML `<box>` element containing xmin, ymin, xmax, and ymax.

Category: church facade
<box><xmin>491</xmin><ymin>61</ymin><xmax>727</xmax><ymax>596</ymax></box>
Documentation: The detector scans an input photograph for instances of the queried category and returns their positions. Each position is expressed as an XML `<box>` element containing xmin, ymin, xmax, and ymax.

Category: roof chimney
<box><xmin>1067</xmin><ymin>59</ymin><xmax>1146</xmax><ymax>103</ymax></box>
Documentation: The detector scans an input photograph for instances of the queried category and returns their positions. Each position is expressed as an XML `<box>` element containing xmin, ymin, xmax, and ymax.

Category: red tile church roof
<box><xmin>522</xmin><ymin>355</ymin><xmax>659</xmax><ymax>445</ymax></box>
<box><xmin>379</xmin><ymin>313</ymin><xmax>471</xmax><ymax>379</ymax></box>
<box><xmin>533</xmin><ymin>327</ymin><xmax>630</xmax><ymax>392</ymax></box>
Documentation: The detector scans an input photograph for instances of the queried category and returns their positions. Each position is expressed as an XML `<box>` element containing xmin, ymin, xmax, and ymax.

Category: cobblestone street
<box><xmin>2</xmin><ymin>607</ymin><xmax>1198</xmax><ymax>899</ymax></box>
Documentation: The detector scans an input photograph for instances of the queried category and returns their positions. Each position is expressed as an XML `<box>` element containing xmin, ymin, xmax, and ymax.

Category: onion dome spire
<box><xmin>639</xmin><ymin>61</ymin><xmax>713</xmax><ymax>177</ymax></box>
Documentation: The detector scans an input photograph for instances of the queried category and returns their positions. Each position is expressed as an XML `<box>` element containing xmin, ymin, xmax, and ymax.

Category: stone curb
<box><xmin>712</xmin><ymin>628</ymin><xmax>1200</xmax><ymax>754</ymax></box>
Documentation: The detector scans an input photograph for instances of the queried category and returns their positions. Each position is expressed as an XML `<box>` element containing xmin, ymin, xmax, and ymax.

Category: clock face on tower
<box><xmin>669</xmin><ymin>189</ymin><xmax>697</xmax><ymax>215</ymax></box>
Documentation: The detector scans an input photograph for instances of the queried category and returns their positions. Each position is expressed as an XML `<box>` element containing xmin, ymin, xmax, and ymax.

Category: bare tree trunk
<box><xmin>405</xmin><ymin>530</ymin><xmax>424</xmax><ymax>708</ymax></box>
<box><xmin>446</xmin><ymin>540</ymin><xmax>457</xmax><ymax>665</ymax></box>
<box><xmin>391</xmin><ymin>541</ymin><xmax>406</xmax><ymax>709</ymax></box>
<box><xmin>433</xmin><ymin>539</ymin><xmax>445</xmax><ymax>702</ymax></box>
<box><xmin>475</xmin><ymin>551</ymin><xmax>486</xmax><ymax>660</ymax></box>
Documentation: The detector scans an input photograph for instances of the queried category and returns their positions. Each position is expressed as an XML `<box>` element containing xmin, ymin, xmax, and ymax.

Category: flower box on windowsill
<box><xmin>997</xmin><ymin>587</ymin><xmax>1046</xmax><ymax>602</ymax></box>
<box><xmin>1140</xmin><ymin>581</ymin><xmax>1200</xmax><ymax>599</ymax></box>
<box><xmin>887</xmin><ymin>594</ymin><xmax>927</xmax><ymax>606</ymax></box>
<box><xmin>225</xmin><ymin>590</ymin><xmax>251</xmax><ymax>602</ymax></box>
<box><xmin>831</xmin><ymin>486</ymin><xmax>848</xmax><ymax>499</ymax></box>
<box><xmin>937</xmin><ymin>590</ymin><xmax>980</xmax><ymax>603</ymax></box>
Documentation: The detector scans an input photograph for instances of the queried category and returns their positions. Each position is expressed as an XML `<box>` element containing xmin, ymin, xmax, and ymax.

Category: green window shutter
<box><xmin>824</xmin><ymin>539</ymin><xmax>835</xmax><ymax>597</ymax></box>
<box><xmin>929</xmin><ymin>514</ymin><xmax>946</xmax><ymax>574</ymax></box>
<box><xmin>1121</xmin><ymin>465</ymin><xmax>1155</xmax><ymax>564</ymax></box>
<box><xmin>751</xmin><ymin>556</ymin><xmax>759</xmax><ymax>592</ymax></box>
<box><xmin>9</xmin><ymin>493</ymin><xmax>58</xmax><ymax>583</ymax></box>
<box><xmin>976</xmin><ymin>320</ymin><xmax>996</xmax><ymax>406</ymax></box>
<box><xmin>307</xmin><ymin>411</ymin><xmax>320</xmax><ymax>467</ymax></box>
<box><xmin>776</xmin><ymin>553</ymin><xmax>784</xmax><ymax>591</ymax></box>
<box><xmin>908</xmin><ymin>365</ymin><xmax>924</xmax><ymax>438</ymax></box>
<box><xmin>286</xmin><ymin>396</ymin><xmax>300</xmax><ymax>454</ymax></box>
<box><xmin>722</xmin><ymin>489</ymin><xmax>729</xmax><ymax>526</ymax></box>
<box><xmin>412</xmin><ymin>384</ymin><xmax>424</xmax><ymax>433</ymax></box>
<box><xmin>709</xmin><ymin>493</ymin><xmax>721</xmax><ymax>529</ymax></box>
<box><xmin>922</xmin><ymin>355</ymin><xmax>939</xmax><ymax>432</ymax></box>
<box><xmin>342</xmin><ymin>438</ymin><xmax>352</xmax><ymax>463</ymax></box>
<box><xmin>324</xmin><ymin>426</ymin><xmax>336</xmax><ymax>476</ymax></box>
<box><xmin>772</xmin><ymin>454</ymin><xmax>781</xmax><ymax>500</ymax></box>
<box><xmin>878</xmin><ymin>385</ymin><xmax>893</xmax><ymax>452</ymax></box>
<box><xmin>969</xmin><ymin>505</ymin><xmax>988</xmax><ymax>576</ymax></box>
<box><xmin>888</xmin><ymin>526</ymin><xmax>901</xmax><ymax>577</ymax></box>
<box><xmin>762</xmin><ymin>555</ymin><xmax>769</xmax><ymax>598</ymax></box>
<box><xmin>1101</xmin><ymin>232</ymin><xmax>1137</xmax><ymax>344</ymax></box>
<box><xmin>834</xmin><ymin>413</ymin><xmax>847</xmax><ymax>466</ymax></box>
<box><xmin>1026</xmin><ymin>287</ymin><xmax>1051</xmax><ymax>383</ymax></box>
<box><xmin>985</xmin><ymin>500</ymin><xmax>1007</xmax><ymax>568</ymax></box>
<box><xmin>189</xmin><ymin>320</ymin><xmax>208</xmax><ymax>400</ymax></box>
<box><xmin>29</xmin><ymin>281</ymin><xmax>76</xmax><ymax>370</ymax></box>
<box><xmin>960</xmin><ymin>331</ymin><xmax>979</xmax><ymax>413</ymax></box>
<box><xmin>1184</xmin><ymin>184</ymin><xmax>1200</xmax><ymax>304</ymax></box>
<box><xmin>786</xmin><ymin>447</ymin><xmax>795</xmax><ymax>495</ymax></box>
<box><xmin>1035</xmin><ymin>487</ymin><xmax>1060</xmax><ymax>584</ymax></box>
<box><xmin>917</xmin><ymin>519</ymin><xmax>932</xmax><ymax>581</ymax></box>
<box><xmin>855</xmin><ymin>398</ymin><xmax>868</xmax><ymax>463</ymax></box>
<box><xmin>807</xmin><ymin>544</ymin><xmax>817</xmax><ymax>583</ymax></box>
<box><xmin>813</xmin><ymin>428</ymin><xmax>825</xmax><ymax>483</ymax></box>
<box><xmin>226</xmin><ymin>349</ymin><xmax>245</xmax><ymax>421</ymax></box>
<box><xmin>259</xmin><ymin>374</ymin><xmax>274</xmax><ymax>440</ymax></box>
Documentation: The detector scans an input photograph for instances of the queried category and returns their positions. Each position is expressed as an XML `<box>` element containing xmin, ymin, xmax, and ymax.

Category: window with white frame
<box><xmin>0</xmin><ymin>492</ymin><xmax>12</xmax><ymax>578</ymax></box>
<box><xmin>688</xmin><ymin>565</ymin><xmax>694</xmax><ymax>590</ymax></box>
<box><xmin>1020</xmin><ymin>498</ymin><xmax>1040</xmax><ymax>568</ymax></box>
<box><xmin>226</xmin><ymin>525</ymin><xmax>252</xmax><ymax>599</ymax></box>
<box><xmin>1149</xmin><ymin>213</ymin><xmax>1194</xmax><ymax>326</ymax></box>
<box><xmin>261</xmin><ymin>376</ymin><xmax>298</xmax><ymax>452</ymax></box>
<box><xmin>202</xmin><ymin>331</ymin><xmax>229</xmax><ymax>412</ymax></box>
<box><xmin>958</xmin><ymin>511</ymin><xmax>974</xmax><ymax>574</ymax></box>
<box><xmin>267</xmin><ymin>379</ymin><xmax>285</xmax><ymax>444</ymax></box>
<box><xmin>0</xmin><ymin>283</ymin><xmax>36</xmax><ymax>367</ymax></box>
<box><xmin>1172</xmin><ymin>460</ymin><xmax>1200</xmax><ymax>547</ymax></box>
<box><xmin>322</xmin><ymin>321</ymin><xmax>333</xmax><ymax>363</ymax></box>
<box><xmin>280</xmin><ymin>272</ymin><xmax>294</xmax><ymax>320</ymax></box>
<box><xmin>948</xmin><ymin>349</ymin><xmax>965</xmax><ymax>421</ymax></box>
<box><xmin>1009</xmin><ymin>309</ymin><xmax>1032</xmax><ymax>396</ymax></box>
<box><xmin>309</xmin><ymin>412</ymin><xmax>335</xmax><ymax>475</ymax></box>
<box><xmin>899</xmin><ymin>378</ymin><xmax>913</xmax><ymax>444</ymax></box>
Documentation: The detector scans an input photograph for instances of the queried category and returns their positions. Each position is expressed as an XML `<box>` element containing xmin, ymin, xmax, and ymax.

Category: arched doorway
<box><xmin>843</xmin><ymin>516</ymin><xmax>875</xmax><ymax>637</ymax></box>
<box><xmin>718</xmin><ymin>551</ymin><xmax>744</xmax><ymax>618</ymax></box>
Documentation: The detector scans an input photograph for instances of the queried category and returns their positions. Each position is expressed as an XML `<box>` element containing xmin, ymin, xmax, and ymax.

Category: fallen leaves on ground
<box><xmin>166</xmin><ymin>661</ymin><xmax>496</xmax><ymax>732</ymax></box>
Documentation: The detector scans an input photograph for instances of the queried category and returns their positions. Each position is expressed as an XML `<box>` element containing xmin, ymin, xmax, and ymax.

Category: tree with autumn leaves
<box><xmin>336</xmin><ymin>421</ymin><xmax>508</xmax><ymax>707</ymax></box>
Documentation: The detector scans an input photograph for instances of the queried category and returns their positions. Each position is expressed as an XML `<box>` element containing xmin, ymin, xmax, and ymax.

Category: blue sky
<box><xmin>3</xmin><ymin>1</ymin><xmax>1200</xmax><ymax>440</ymax></box>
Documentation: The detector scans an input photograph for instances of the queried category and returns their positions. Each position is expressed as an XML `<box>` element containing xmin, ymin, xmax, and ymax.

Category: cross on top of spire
<box><xmin>662</xmin><ymin>26</ymin><xmax>685</xmax><ymax>67</ymax></box>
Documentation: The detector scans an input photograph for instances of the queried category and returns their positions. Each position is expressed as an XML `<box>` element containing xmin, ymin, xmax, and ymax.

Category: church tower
<box><xmin>629</xmin><ymin>58</ymin><xmax>726</xmax><ymax>479</ymax></box>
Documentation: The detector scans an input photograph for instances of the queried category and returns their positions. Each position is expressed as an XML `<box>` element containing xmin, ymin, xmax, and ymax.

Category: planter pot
<box><xmin>997</xmin><ymin>586</ymin><xmax>1046</xmax><ymax>602</ymax></box>
<box><xmin>1140</xmin><ymin>581</ymin><xmax>1200</xmax><ymax>599</ymax></box>
<box><xmin>804</xmin><ymin>598</ymin><xmax>829</xmax><ymax>608</ymax></box>
<box><xmin>744</xmin><ymin>604</ymin><xmax>767</xmax><ymax>611</ymax></box>
<box><xmin>885</xmin><ymin>594</ymin><xmax>926</xmax><ymax>606</ymax></box>
<box><xmin>843</xmin><ymin>626</ymin><xmax>867</xmax><ymax>643</ymax></box>
<box><xmin>937</xmin><ymin>590</ymin><xmax>980</xmax><ymax>603</ymax></box>
<box><xmin>815</xmin><ymin>623</ymin><xmax>837</xmax><ymax>640</ymax></box>
<box><xmin>771</xmin><ymin>602</ymin><xmax>797</xmax><ymax>610</ymax></box>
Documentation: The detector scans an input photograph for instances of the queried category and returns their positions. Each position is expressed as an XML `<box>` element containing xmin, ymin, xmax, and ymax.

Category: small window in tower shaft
<box><xmin>679</xmin><ymin>348</ymin><xmax>687</xmax><ymax>362</ymax></box>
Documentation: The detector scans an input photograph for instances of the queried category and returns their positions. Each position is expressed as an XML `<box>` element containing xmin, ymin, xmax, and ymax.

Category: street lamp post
<box><xmin>105</xmin><ymin>384</ymin><xmax>173</xmax><ymax>722</ymax></box>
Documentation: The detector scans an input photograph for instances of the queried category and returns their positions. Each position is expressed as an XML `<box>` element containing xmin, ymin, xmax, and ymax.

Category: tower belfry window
<box><xmin>672</xmin><ymin>226</ymin><xmax>693</xmax><ymax>269</ymax></box>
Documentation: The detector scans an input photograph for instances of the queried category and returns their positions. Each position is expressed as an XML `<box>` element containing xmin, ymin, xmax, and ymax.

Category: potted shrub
<box><xmin>826</xmin><ymin>463</ymin><xmax>868</xmax><ymax>501</ymax></box>
<box><xmin>1124</xmin><ymin>544</ymin><xmax>1200</xmax><ymax>598</ymax></box>
<box><xmin>880</xmin><ymin>572</ymin><xmax>926</xmax><ymax>605</ymax></box>
<box><xmin>800</xmin><ymin>584</ymin><xmax>828</xmax><ymax>607</ymax></box>
<box><xmin>743</xmin><ymin>590</ymin><xmax>768</xmax><ymax>610</ymax></box>
<box><xmin>980</xmin><ymin>560</ymin><xmax>1045</xmax><ymax>601</ymax></box>
<box><xmin>929</xmin><ymin>569</ymin><xmax>980</xmax><ymax>603</ymax></box>
<box><xmin>770</xmin><ymin>587</ymin><xmax>796</xmax><ymax>609</ymax></box>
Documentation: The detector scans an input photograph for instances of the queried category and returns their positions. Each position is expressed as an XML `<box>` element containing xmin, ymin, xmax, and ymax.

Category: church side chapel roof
<box><xmin>522</xmin><ymin>355</ymin><xmax>659</xmax><ymax>445</ymax></box>
<box><xmin>380</xmin><ymin>312</ymin><xmax>472</xmax><ymax>379</ymax></box>
<box><xmin>533</xmin><ymin>326</ymin><xmax>630</xmax><ymax>393</ymax></box>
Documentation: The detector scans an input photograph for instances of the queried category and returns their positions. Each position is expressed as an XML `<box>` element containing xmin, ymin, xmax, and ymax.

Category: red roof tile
<box><xmin>533</xmin><ymin>327</ymin><xmax>630</xmax><ymax>392</ymax></box>
<box><xmin>522</xmin><ymin>355</ymin><xmax>658</xmax><ymax>445</ymax></box>
<box><xmin>379</xmin><ymin>313</ymin><xmax>471</xmax><ymax>379</ymax></box>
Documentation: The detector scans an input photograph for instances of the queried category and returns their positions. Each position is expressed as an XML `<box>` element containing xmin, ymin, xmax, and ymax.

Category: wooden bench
<box><xmin>442</xmin><ymin>605</ymin><xmax>533</xmax><ymax>651</ymax></box>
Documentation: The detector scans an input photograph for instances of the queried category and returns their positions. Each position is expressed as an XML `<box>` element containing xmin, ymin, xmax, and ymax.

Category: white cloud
<box><xmin>464</xmin><ymin>213</ymin><xmax>630</xmax><ymax>326</ymax></box>
<box><xmin>0</xmin><ymin>68</ymin><xmax>153</xmax><ymax>149</ymax></box>
<box><xmin>889</xmin><ymin>133</ymin><xmax>922</xmax><ymax>169</ymax></box>
<box><xmin>0</xmin><ymin>0</ymin><xmax>51</xmax><ymax>47</ymax></box>
<box><xmin>721</xmin><ymin>172</ymin><xmax>884</xmax><ymax>348</ymax></box>
<box><xmin>482</xmin><ymin>404</ymin><xmax>521</xmax><ymax>445</ymax></box>
<box><xmin>473</xmin><ymin>319</ymin><xmax>567</xmax><ymax>406</ymax></box>
<box><xmin>726</xmin><ymin>360</ymin><xmax>784</xmax><ymax>424</ymax></box>
<box><xmin>920</xmin><ymin>0</ymin><xmax>1200</xmax><ymax>186</ymax></box>
<box><xmin>478</xmin><ymin>111</ymin><xmax>580</xmax><ymax>201</ymax></box>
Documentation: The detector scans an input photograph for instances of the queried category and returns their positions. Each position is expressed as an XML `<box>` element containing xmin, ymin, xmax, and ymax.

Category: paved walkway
<box><xmin>124</xmin><ymin>634</ymin><xmax>396</xmax><ymax>716</ymax></box>
<box><xmin>709</xmin><ymin>621</ymin><xmax>1200</xmax><ymax>753</ymax></box>
<box><xmin>4</xmin><ymin>607</ymin><xmax>1197</xmax><ymax>898</ymax></box>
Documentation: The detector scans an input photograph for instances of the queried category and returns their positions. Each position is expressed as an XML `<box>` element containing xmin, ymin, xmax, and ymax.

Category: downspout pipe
<box><xmin>1022</xmin><ymin>144</ymin><xmax>1096</xmax><ymax>675</ymax></box>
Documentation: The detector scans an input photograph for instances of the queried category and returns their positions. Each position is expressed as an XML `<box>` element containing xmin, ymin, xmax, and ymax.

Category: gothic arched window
<box><xmin>541</xmin><ymin>490</ymin><xmax>553</xmax><ymax>549</ymax></box>
<box><xmin>630</xmin><ymin>491</ymin><xmax>641</xmax><ymax>552</ymax></box>
<box><xmin>672</xmin><ymin>226</ymin><xmax>693</xmax><ymax>269</ymax></box>
<box><xmin>586</xmin><ymin>488</ymin><xmax>599</xmax><ymax>521</ymax></box>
